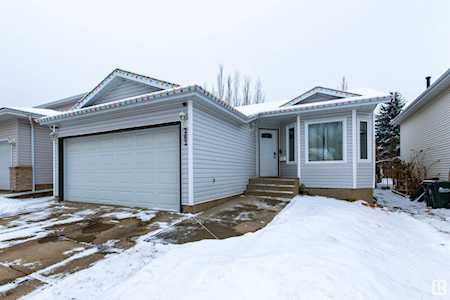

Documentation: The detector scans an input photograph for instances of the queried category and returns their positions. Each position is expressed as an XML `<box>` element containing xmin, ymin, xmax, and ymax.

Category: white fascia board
<box><xmin>258</xmin><ymin>96</ymin><xmax>390</xmax><ymax>119</ymax></box>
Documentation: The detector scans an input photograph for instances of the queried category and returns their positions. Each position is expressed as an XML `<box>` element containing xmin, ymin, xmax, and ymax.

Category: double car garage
<box><xmin>60</xmin><ymin>124</ymin><xmax>181</xmax><ymax>211</ymax></box>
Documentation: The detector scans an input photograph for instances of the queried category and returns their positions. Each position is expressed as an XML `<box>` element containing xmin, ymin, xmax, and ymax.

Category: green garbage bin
<box><xmin>430</xmin><ymin>181</ymin><xmax>450</xmax><ymax>209</ymax></box>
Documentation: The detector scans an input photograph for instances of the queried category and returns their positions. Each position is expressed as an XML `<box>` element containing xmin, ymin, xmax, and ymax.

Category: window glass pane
<box><xmin>308</xmin><ymin>121</ymin><xmax>343</xmax><ymax>161</ymax></box>
<box><xmin>288</xmin><ymin>127</ymin><xmax>295</xmax><ymax>162</ymax></box>
<box><xmin>308</xmin><ymin>124</ymin><xmax>324</xmax><ymax>161</ymax></box>
<box><xmin>360</xmin><ymin>121</ymin><xmax>368</xmax><ymax>159</ymax></box>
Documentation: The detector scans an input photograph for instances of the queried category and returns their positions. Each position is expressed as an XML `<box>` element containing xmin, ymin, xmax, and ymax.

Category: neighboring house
<box><xmin>0</xmin><ymin>107</ymin><xmax>58</xmax><ymax>191</ymax></box>
<box><xmin>38</xmin><ymin>68</ymin><xmax>390</xmax><ymax>212</ymax></box>
<box><xmin>392</xmin><ymin>68</ymin><xmax>450</xmax><ymax>181</ymax></box>
<box><xmin>0</xmin><ymin>93</ymin><xmax>84</xmax><ymax>192</ymax></box>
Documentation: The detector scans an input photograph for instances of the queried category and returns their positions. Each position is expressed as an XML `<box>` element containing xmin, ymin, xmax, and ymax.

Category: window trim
<box><xmin>304</xmin><ymin>117</ymin><xmax>347</xmax><ymax>164</ymax></box>
<box><xmin>285</xmin><ymin>123</ymin><xmax>296</xmax><ymax>164</ymax></box>
<box><xmin>357</xmin><ymin>116</ymin><xmax>371</xmax><ymax>162</ymax></box>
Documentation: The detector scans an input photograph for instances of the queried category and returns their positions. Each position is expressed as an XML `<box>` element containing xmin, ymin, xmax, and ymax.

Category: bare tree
<box><xmin>242</xmin><ymin>77</ymin><xmax>251</xmax><ymax>106</ymax></box>
<box><xmin>340</xmin><ymin>76</ymin><xmax>348</xmax><ymax>91</ymax></box>
<box><xmin>233</xmin><ymin>72</ymin><xmax>240</xmax><ymax>106</ymax></box>
<box><xmin>254</xmin><ymin>78</ymin><xmax>265</xmax><ymax>104</ymax></box>
<box><xmin>216</xmin><ymin>64</ymin><xmax>225</xmax><ymax>99</ymax></box>
<box><xmin>225</xmin><ymin>75</ymin><xmax>233</xmax><ymax>104</ymax></box>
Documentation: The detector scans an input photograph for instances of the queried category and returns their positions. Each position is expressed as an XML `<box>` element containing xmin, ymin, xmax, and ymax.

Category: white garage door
<box><xmin>63</xmin><ymin>125</ymin><xmax>180</xmax><ymax>211</ymax></box>
<box><xmin>0</xmin><ymin>142</ymin><xmax>11</xmax><ymax>190</ymax></box>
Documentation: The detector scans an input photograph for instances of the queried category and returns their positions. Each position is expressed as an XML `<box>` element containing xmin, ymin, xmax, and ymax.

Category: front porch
<box><xmin>253</xmin><ymin>107</ymin><xmax>376</xmax><ymax>202</ymax></box>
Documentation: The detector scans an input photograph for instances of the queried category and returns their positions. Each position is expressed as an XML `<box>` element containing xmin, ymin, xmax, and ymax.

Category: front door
<box><xmin>259</xmin><ymin>129</ymin><xmax>278</xmax><ymax>176</ymax></box>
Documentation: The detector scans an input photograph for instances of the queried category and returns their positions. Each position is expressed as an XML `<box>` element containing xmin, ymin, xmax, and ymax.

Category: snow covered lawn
<box><xmin>24</xmin><ymin>193</ymin><xmax>450</xmax><ymax>300</ymax></box>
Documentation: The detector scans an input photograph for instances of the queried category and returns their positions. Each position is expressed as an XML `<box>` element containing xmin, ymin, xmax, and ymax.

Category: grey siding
<box><xmin>301</xmin><ymin>112</ymin><xmax>353</xmax><ymax>188</ymax></box>
<box><xmin>279</xmin><ymin>121</ymin><xmax>298</xmax><ymax>177</ymax></box>
<box><xmin>16</xmin><ymin>119</ymin><xmax>31</xmax><ymax>166</ymax></box>
<box><xmin>0</xmin><ymin>119</ymin><xmax>18</xmax><ymax>166</ymax></box>
<box><xmin>400</xmin><ymin>89</ymin><xmax>450</xmax><ymax>180</ymax></box>
<box><xmin>296</xmin><ymin>93</ymin><xmax>341</xmax><ymax>105</ymax></box>
<box><xmin>87</xmin><ymin>78</ymin><xmax>162</xmax><ymax>107</ymax></box>
<box><xmin>16</xmin><ymin>120</ymin><xmax>53</xmax><ymax>184</ymax></box>
<box><xmin>356</xmin><ymin>112</ymin><xmax>374</xmax><ymax>188</ymax></box>
<box><xmin>55</xmin><ymin>102</ymin><xmax>189</xmax><ymax>204</ymax></box>
<box><xmin>34</xmin><ymin>125</ymin><xmax>53</xmax><ymax>184</ymax></box>
<box><xmin>275</xmin><ymin>110</ymin><xmax>374</xmax><ymax>188</ymax></box>
<box><xmin>193</xmin><ymin>104</ymin><xmax>256</xmax><ymax>203</ymax></box>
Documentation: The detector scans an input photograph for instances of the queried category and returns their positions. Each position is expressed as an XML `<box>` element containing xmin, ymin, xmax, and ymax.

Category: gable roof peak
<box><xmin>74</xmin><ymin>68</ymin><xmax>180</xmax><ymax>109</ymax></box>
<box><xmin>282</xmin><ymin>86</ymin><xmax>360</xmax><ymax>107</ymax></box>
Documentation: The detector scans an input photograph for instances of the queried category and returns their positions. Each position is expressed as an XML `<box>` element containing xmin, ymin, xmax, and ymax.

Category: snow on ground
<box><xmin>0</xmin><ymin>196</ymin><xmax>53</xmax><ymax>218</ymax></box>
<box><xmin>25</xmin><ymin>194</ymin><xmax>450</xmax><ymax>300</ymax></box>
<box><xmin>376</xmin><ymin>188</ymin><xmax>450</xmax><ymax>236</ymax></box>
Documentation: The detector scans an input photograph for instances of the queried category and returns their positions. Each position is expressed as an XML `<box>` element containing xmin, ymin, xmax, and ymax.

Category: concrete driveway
<box><xmin>0</xmin><ymin>195</ymin><xmax>288</xmax><ymax>299</ymax></box>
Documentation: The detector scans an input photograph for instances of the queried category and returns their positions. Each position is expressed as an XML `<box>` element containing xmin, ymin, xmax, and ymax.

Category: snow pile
<box><xmin>25</xmin><ymin>195</ymin><xmax>450</xmax><ymax>300</ymax></box>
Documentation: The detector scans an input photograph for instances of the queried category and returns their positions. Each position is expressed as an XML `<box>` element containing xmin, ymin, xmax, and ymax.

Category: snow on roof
<box><xmin>0</xmin><ymin>107</ymin><xmax>60</xmax><ymax>117</ymax></box>
<box><xmin>237</xmin><ymin>92</ymin><xmax>391</xmax><ymax>117</ymax></box>
<box><xmin>347</xmin><ymin>88</ymin><xmax>389</xmax><ymax>98</ymax></box>
<box><xmin>35</xmin><ymin>93</ymin><xmax>87</xmax><ymax>109</ymax></box>
<box><xmin>235</xmin><ymin>100</ymin><xmax>286</xmax><ymax>116</ymax></box>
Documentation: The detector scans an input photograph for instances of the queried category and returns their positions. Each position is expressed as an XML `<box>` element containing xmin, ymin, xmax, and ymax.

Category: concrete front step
<box><xmin>250</xmin><ymin>195</ymin><xmax>293</xmax><ymax>202</ymax></box>
<box><xmin>246</xmin><ymin>190</ymin><xmax>296</xmax><ymax>198</ymax></box>
<box><xmin>249</xmin><ymin>177</ymin><xmax>299</xmax><ymax>185</ymax></box>
<box><xmin>247</xmin><ymin>184</ymin><xmax>296</xmax><ymax>192</ymax></box>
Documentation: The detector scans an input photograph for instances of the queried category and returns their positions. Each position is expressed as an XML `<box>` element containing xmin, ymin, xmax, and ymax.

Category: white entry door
<box><xmin>0</xmin><ymin>142</ymin><xmax>11</xmax><ymax>190</ymax></box>
<box><xmin>259</xmin><ymin>129</ymin><xmax>278</xmax><ymax>176</ymax></box>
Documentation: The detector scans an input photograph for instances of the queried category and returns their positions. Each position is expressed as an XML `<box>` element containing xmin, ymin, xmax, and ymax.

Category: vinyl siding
<box><xmin>16</xmin><ymin>119</ymin><xmax>31</xmax><ymax>166</ymax></box>
<box><xmin>356</xmin><ymin>112</ymin><xmax>374</xmax><ymax>188</ymax></box>
<box><xmin>277</xmin><ymin>110</ymin><xmax>374</xmax><ymax>188</ymax></box>
<box><xmin>400</xmin><ymin>88</ymin><xmax>450</xmax><ymax>180</ymax></box>
<box><xmin>87</xmin><ymin>78</ymin><xmax>162</xmax><ymax>107</ymax></box>
<box><xmin>0</xmin><ymin>119</ymin><xmax>18</xmax><ymax>166</ymax></box>
<box><xmin>55</xmin><ymin>102</ymin><xmax>189</xmax><ymax>204</ymax></box>
<box><xmin>193</xmin><ymin>104</ymin><xmax>256</xmax><ymax>203</ymax></box>
<box><xmin>16</xmin><ymin>120</ymin><xmax>53</xmax><ymax>184</ymax></box>
<box><xmin>34</xmin><ymin>125</ymin><xmax>53</xmax><ymax>184</ymax></box>
<box><xmin>279</xmin><ymin>121</ymin><xmax>297</xmax><ymax>177</ymax></box>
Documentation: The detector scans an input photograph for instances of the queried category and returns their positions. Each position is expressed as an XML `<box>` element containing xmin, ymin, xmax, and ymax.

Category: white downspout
<box><xmin>29</xmin><ymin>116</ymin><xmax>36</xmax><ymax>192</ymax></box>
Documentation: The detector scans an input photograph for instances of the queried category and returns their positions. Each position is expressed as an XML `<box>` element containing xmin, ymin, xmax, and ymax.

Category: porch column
<box><xmin>352</xmin><ymin>109</ymin><xmax>357</xmax><ymax>188</ymax></box>
<box><xmin>296</xmin><ymin>114</ymin><xmax>301</xmax><ymax>179</ymax></box>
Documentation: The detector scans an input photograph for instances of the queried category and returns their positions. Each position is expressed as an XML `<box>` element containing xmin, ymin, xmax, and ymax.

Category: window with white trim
<box><xmin>357</xmin><ymin>118</ymin><xmax>371</xmax><ymax>162</ymax></box>
<box><xmin>286</xmin><ymin>125</ymin><xmax>296</xmax><ymax>163</ymax></box>
<box><xmin>307</xmin><ymin>120</ymin><xmax>344</xmax><ymax>162</ymax></box>
<box><xmin>359</xmin><ymin>121</ymin><xmax>368</xmax><ymax>160</ymax></box>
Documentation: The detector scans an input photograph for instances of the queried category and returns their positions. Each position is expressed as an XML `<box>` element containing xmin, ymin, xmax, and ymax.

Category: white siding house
<box><xmin>38</xmin><ymin>70</ymin><xmax>389</xmax><ymax>212</ymax></box>
<box><xmin>393</xmin><ymin>68</ymin><xmax>450</xmax><ymax>181</ymax></box>
<box><xmin>0</xmin><ymin>108</ymin><xmax>58</xmax><ymax>191</ymax></box>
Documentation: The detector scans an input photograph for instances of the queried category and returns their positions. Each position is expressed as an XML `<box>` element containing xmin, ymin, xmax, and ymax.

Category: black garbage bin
<box><xmin>430</xmin><ymin>182</ymin><xmax>450</xmax><ymax>209</ymax></box>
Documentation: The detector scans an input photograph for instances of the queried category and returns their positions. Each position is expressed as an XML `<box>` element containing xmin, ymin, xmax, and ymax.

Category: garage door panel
<box><xmin>64</xmin><ymin>125</ymin><xmax>180</xmax><ymax>211</ymax></box>
<box><xmin>0</xmin><ymin>142</ymin><xmax>11</xmax><ymax>190</ymax></box>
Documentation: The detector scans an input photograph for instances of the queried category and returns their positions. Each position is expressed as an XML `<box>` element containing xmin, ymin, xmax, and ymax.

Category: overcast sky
<box><xmin>1</xmin><ymin>0</ymin><xmax>449</xmax><ymax>108</ymax></box>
